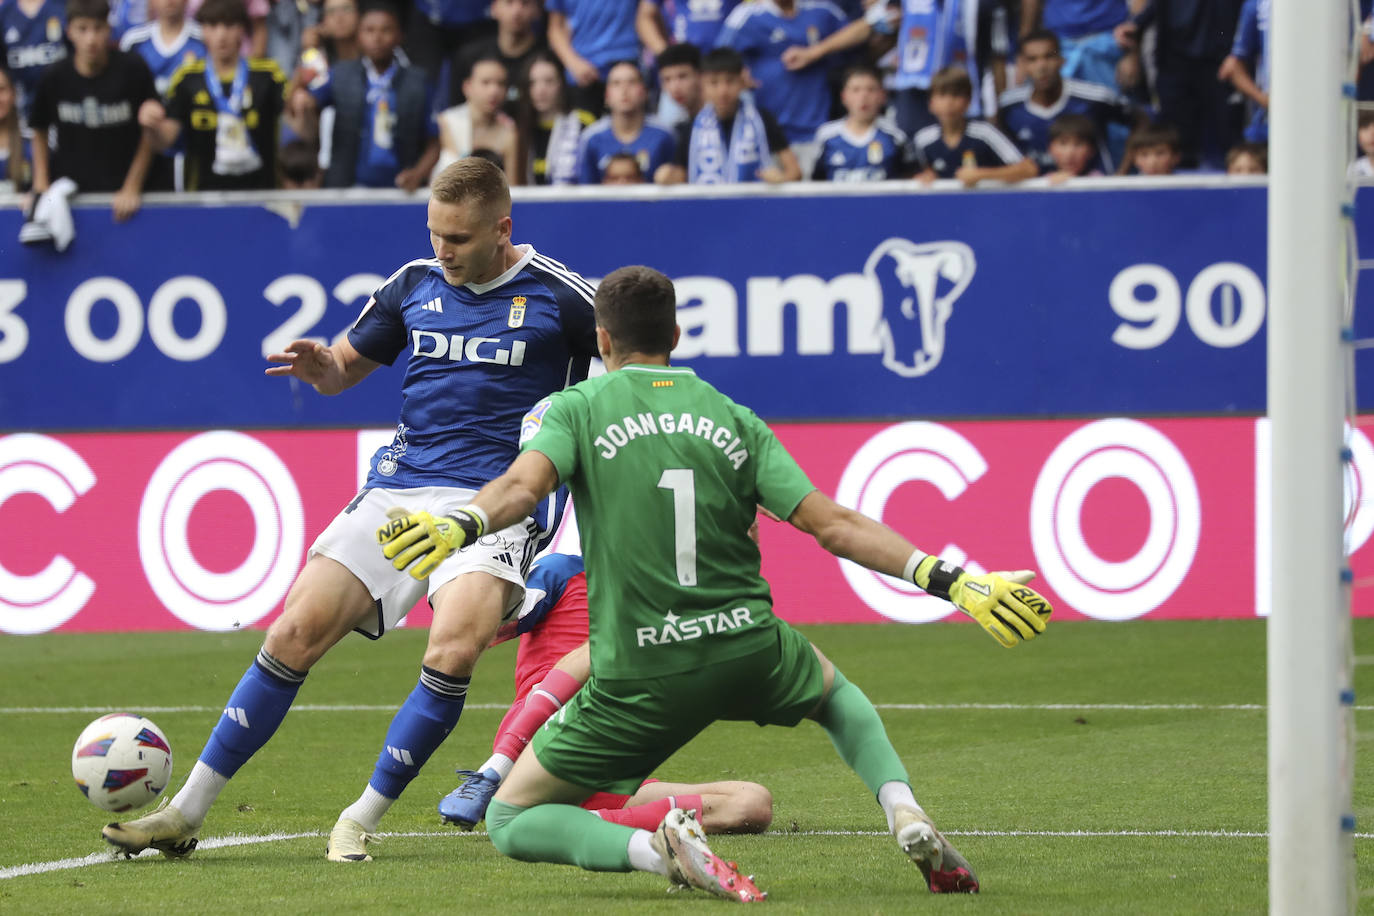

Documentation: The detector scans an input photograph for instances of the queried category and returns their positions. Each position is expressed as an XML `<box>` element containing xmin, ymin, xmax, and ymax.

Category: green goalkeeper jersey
<box><xmin>523</xmin><ymin>364</ymin><xmax>816</xmax><ymax>679</ymax></box>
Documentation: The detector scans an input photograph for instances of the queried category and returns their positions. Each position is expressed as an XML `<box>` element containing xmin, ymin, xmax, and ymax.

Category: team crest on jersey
<box><xmin>863</xmin><ymin>238</ymin><xmax>976</xmax><ymax>378</ymax></box>
<box><xmin>46</xmin><ymin>17</ymin><xmax>61</xmax><ymax>41</ymax></box>
<box><xmin>807</xmin><ymin>26</ymin><xmax>819</xmax><ymax>44</ymax></box>
<box><xmin>194</xmin><ymin>90</ymin><xmax>210</xmax><ymax>105</ymax></box>
<box><xmin>508</xmin><ymin>295</ymin><xmax>527</xmax><ymax>328</ymax></box>
<box><xmin>242</xmin><ymin>87</ymin><xmax>253</xmax><ymax>109</ymax></box>
<box><xmin>376</xmin><ymin>423</ymin><xmax>410</xmax><ymax>477</ymax></box>
<box><xmin>520</xmin><ymin>397</ymin><xmax>552</xmax><ymax>445</ymax></box>
<box><xmin>867</xmin><ymin>141</ymin><xmax>884</xmax><ymax>165</ymax></box>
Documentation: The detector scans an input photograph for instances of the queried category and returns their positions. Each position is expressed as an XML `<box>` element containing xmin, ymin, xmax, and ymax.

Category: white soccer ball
<box><xmin>71</xmin><ymin>713</ymin><xmax>173</xmax><ymax>813</ymax></box>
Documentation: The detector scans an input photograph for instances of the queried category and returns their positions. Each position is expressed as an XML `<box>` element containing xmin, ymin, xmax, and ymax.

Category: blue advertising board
<box><xmin>1</xmin><ymin>183</ymin><xmax>1370</xmax><ymax>430</ymax></box>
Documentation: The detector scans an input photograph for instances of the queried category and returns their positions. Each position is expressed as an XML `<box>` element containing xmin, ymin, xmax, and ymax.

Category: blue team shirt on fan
<box><xmin>878</xmin><ymin>0</ymin><xmax>978</xmax><ymax>108</ymax></box>
<box><xmin>414</xmin><ymin>0</ymin><xmax>488</xmax><ymax>26</ymax></box>
<box><xmin>998</xmin><ymin>78</ymin><xmax>1135</xmax><ymax>172</ymax></box>
<box><xmin>2</xmin><ymin>0</ymin><xmax>67</xmax><ymax>125</ymax></box>
<box><xmin>651</xmin><ymin>0</ymin><xmax>740</xmax><ymax>50</ymax></box>
<box><xmin>574</xmin><ymin>116</ymin><xmax>677</xmax><ymax>183</ymax></box>
<box><xmin>1230</xmin><ymin>0</ymin><xmax>1269</xmax><ymax>142</ymax></box>
<box><xmin>716</xmin><ymin>0</ymin><xmax>847</xmax><ymax>142</ymax></box>
<box><xmin>347</xmin><ymin>244</ymin><xmax>599</xmax><ymax>503</ymax></box>
<box><xmin>1042</xmin><ymin>0</ymin><xmax>1127</xmax><ymax>39</ymax></box>
<box><xmin>912</xmin><ymin>119</ymin><xmax>1023</xmax><ymax>177</ymax></box>
<box><xmin>814</xmin><ymin>118</ymin><xmax>913</xmax><ymax>180</ymax></box>
<box><xmin>119</xmin><ymin>20</ymin><xmax>206</xmax><ymax>95</ymax></box>
<box><xmin>545</xmin><ymin>0</ymin><xmax>641</xmax><ymax>76</ymax></box>
<box><xmin>108</xmin><ymin>0</ymin><xmax>148</xmax><ymax>41</ymax></box>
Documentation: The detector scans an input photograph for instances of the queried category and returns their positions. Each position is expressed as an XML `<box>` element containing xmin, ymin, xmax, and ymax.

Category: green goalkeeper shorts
<box><xmin>531</xmin><ymin>619</ymin><xmax>825</xmax><ymax>794</ymax></box>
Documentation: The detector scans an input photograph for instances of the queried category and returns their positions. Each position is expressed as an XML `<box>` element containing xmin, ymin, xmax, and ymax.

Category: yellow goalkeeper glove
<box><xmin>377</xmin><ymin>508</ymin><xmax>486</xmax><ymax>580</ymax></box>
<box><xmin>912</xmin><ymin>556</ymin><xmax>1052</xmax><ymax>648</ymax></box>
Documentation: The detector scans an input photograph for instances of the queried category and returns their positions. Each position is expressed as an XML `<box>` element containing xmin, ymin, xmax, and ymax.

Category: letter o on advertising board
<box><xmin>0</xmin><ymin>434</ymin><xmax>96</xmax><ymax>634</ymax></box>
<box><xmin>139</xmin><ymin>432</ymin><xmax>304</xmax><ymax>631</ymax></box>
<box><xmin>1030</xmin><ymin>419</ymin><xmax>1200</xmax><ymax>620</ymax></box>
<box><xmin>835</xmin><ymin>423</ymin><xmax>988</xmax><ymax>623</ymax></box>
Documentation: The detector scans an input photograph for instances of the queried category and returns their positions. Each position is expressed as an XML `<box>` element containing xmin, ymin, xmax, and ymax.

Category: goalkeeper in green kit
<box><xmin>377</xmin><ymin>265</ymin><xmax>1053</xmax><ymax>902</ymax></box>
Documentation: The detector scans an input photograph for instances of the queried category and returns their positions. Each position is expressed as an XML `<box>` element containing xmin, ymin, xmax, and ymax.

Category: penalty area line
<box><xmin>8</xmin><ymin>828</ymin><xmax>1374</xmax><ymax>879</ymax></box>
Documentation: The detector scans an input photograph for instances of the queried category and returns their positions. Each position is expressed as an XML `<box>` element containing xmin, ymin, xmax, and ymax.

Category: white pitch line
<box><xmin>0</xmin><ymin>702</ymin><xmax>1303</xmax><ymax>714</ymax></box>
<box><xmin>7</xmin><ymin>827</ymin><xmax>1374</xmax><ymax>880</ymax></box>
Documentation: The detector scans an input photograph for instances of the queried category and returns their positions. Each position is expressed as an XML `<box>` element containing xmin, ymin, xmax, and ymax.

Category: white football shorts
<box><xmin>309</xmin><ymin>485</ymin><xmax>541</xmax><ymax>639</ymax></box>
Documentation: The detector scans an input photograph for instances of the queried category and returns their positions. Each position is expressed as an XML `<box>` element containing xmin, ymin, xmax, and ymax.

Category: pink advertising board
<box><xmin>3</xmin><ymin>417</ymin><xmax>1370</xmax><ymax>634</ymax></box>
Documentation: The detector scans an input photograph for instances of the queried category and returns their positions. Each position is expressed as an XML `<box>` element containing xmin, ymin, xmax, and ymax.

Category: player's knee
<box><xmin>264</xmin><ymin>606</ymin><xmax>335</xmax><ymax>670</ymax></box>
<box><xmin>422</xmin><ymin>638</ymin><xmax>485</xmax><ymax>678</ymax></box>
<box><xmin>720</xmin><ymin>784</ymin><xmax>772</xmax><ymax>834</ymax></box>
<box><xmin>485</xmin><ymin>799</ymin><xmax>525</xmax><ymax>859</ymax></box>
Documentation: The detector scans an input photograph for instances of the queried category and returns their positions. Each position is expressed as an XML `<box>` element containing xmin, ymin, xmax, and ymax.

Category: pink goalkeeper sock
<box><xmin>595</xmin><ymin>794</ymin><xmax>704</xmax><ymax>830</ymax></box>
<box><xmin>492</xmin><ymin>669</ymin><xmax>583</xmax><ymax>761</ymax></box>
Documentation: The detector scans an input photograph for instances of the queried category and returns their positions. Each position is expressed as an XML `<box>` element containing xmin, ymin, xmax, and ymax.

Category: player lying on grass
<box><xmin>378</xmin><ymin>265</ymin><xmax>1052</xmax><ymax>901</ymax></box>
<box><xmin>440</xmin><ymin>550</ymin><xmax>772</xmax><ymax>834</ymax></box>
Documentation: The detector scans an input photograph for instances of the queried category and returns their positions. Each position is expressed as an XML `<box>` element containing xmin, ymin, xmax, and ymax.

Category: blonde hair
<box><xmin>430</xmin><ymin>157</ymin><xmax>511</xmax><ymax>217</ymax></box>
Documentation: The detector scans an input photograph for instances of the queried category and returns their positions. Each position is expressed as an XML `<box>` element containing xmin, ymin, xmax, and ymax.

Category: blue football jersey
<box><xmin>1042</xmin><ymin>0</ymin><xmax>1126</xmax><ymax>39</ymax></box>
<box><xmin>1230</xmin><ymin>0</ymin><xmax>1269</xmax><ymax>142</ymax></box>
<box><xmin>2</xmin><ymin>0</ymin><xmax>67</xmax><ymax>125</ymax></box>
<box><xmin>651</xmin><ymin>0</ymin><xmax>740</xmax><ymax>49</ymax></box>
<box><xmin>716</xmin><ymin>0</ymin><xmax>847</xmax><ymax>142</ymax></box>
<box><xmin>119</xmin><ymin>20</ymin><xmax>206</xmax><ymax>96</ymax></box>
<box><xmin>998</xmin><ymin>78</ymin><xmax>1135</xmax><ymax>171</ymax></box>
<box><xmin>545</xmin><ymin>0</ymin><xmax>641</xmax><ymax>75</ymax></box>
<box><xmin>574</xmin><ymin>116</ymin><xmax>677</xmax><ymax>183</ymax></box>
<box><xmin>913</xmin><ymin>119</ymin><xmax>1022</xmax><ymax>176</ymax></box>
<box><xmin>347</xmin><ymin>245</ymin><xmax>599</xmax><ymax>497</ymax></box>
<box><xmin>814</xmin><ymin>118</ymin><xmax>913</xmax><ymax>180</ymax></box>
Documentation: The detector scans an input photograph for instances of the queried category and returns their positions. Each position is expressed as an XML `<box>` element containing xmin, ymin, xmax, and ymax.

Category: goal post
<box><xmin>1267</xmin><ymin>0</ymin><xmax>1355</xmax><ymax>912</ymax></box>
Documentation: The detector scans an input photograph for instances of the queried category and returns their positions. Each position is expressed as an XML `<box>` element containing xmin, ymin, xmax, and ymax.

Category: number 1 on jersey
<box><xmin>657</xmin><ymin>468</ymin><xmax>697</xmax><ymax>586</ymax></box>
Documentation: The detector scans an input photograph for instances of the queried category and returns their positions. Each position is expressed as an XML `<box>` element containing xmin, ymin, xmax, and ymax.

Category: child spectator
<box><xmin>436</xmin><ymin>56</ymin><xmax>519</xmax><ymax>179</ymax></box>
<box><xmin>569</xmin><ymin>59</ymin><xmax>675</xmax><ymax>184</ymax></box>
<box><xmin>453</xmin><ymin>0</ymin><xmax>547</xmax><ymax>112</ymax></box>
<box><xmin>813</xmin><ymin>63</ymin><xmax>915</xmax><ymax>181</ymax></box>
<box><xmin>1119</xmin><ymin>121</ymin><xmax>1180</xmax><ymax>176</ymax></box>
<box><xmin>716</xmin><ymin>0</ymin><xmax>847</xmax><ymax>158</ymax></box>
<box><xmin>295</xmin><ymin>2</ymin><xmax>438</xmax><ymax>190</ymax></box>
<box><xmin>189</xmin><ymin>0</ymin><xmax>271</xmax><ymax>57</ymax></box>
<box><xmin>142</xmin><ymin>0</ymin><xmax>286</xmax><ymax>190</ymax></box>
<box><xmin>0</xmin><ymin>0</ymin><xmax>67</xmax><ymax>127</ymax></box>
<box><xmin>1225</xmin><ymin>141</ymin><xmax>1266</xmax><ymax>175</ymax></box>
<box><xmin>279</xmin><ymin>136</ymin><xmax>324</xmax><ymax>186</ymax></box>
<box><xmin>545</xmin><ymin>0</ymin><xmax>656</xmax><ymax>114</ymax></box>
<box><xmin>661</xmin><ymin>46</ymin><xmax>799</xmax><ymax>184</ymax></box>
<box><xmin>913</xmin><ymin>65</ymin><xmax>1035</xmax><ymax>187</ymax></box>
<box><xmin>29</xmin><ymin>0</ymin><xmax>158</xmax><ymax>219</ymax></box>
<box><xmin>0</xmin><ymin>65</ymin><xmax>31</xmax><ymax>192</ymax></box>
<box><xmin>1041</xmin><ymin>112</ymin><xmax>1101</xmax><ymax>183</ymax></box>
<box><xmin>601</xmin><ymin>150</ymin><xmax>644</xmax><ymax>183</ymax></box>
<box><xmin>653</xmin><ymin>42</ymin><xmax>702</xmax><ymax>129</ymax></box>
<box><xmin>514</xmin><ymin>50</ymin><xmax>595</xmax><ymax>184</ymax></box>
<box><xmin>1354</xmin><ymin>113</ymin><xmax>1374</xmax><ymax>178</ymax></box>
<box><xmin>998</xmin><ymin>28</ymin><xmax>1143</xmax><ymax>173</ymax></box>
<box><xmin>120</xmin><ymin>0</ymin><xmax>208</xmax><ymax>96</ymax></box>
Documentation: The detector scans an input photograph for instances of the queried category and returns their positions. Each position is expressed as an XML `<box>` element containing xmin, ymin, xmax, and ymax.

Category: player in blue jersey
<box><xmin>1</xmin><ymin>0</ymin><xmax>67</xmax><ymax>127</ymax></box>
<box><xmin>913</xmin><ymin>65</ymin><xmax>1033</xmax><ymax>186</ymax></box>
<box><xmin>102</xmin><ymin>156</ymin><xmax>602</xmax><ymax>865</ymax></box>
<box><xmin>996</xmin><ymin>28</ymin><xmax>1141</xmax><ymax>173</ymax></box>
<box><xmin>814</xmin><ymin>63</ymin><xmax>916</xmax><ymax>181</ymax></box>
<box><xmin>715</xmin><ymin>0</ymin><xmax>848</xmax><ymax>149</ymax></box>
<box><xmin>119</xmin><ymin>0</ymin><xmax>206</xmax><ymax>96</ymax></box>
<box><xmin>782</xmin><ymin>0</ymin><xmax>983</xmax><ymax>140</ymax></box>
<box><xmin>1217</xmin><ymin>0</ymin><xmax>1269</xmax><ymax>144</ymax></box>
<box><xmin>570</xmin><ymin>60</ymin><xmax>676</xmax><ymax>184</ymax></box>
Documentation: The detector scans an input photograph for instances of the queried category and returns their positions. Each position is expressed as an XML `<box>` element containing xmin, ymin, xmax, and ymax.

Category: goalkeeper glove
<box><xmin>377</xmin><ymin>508</ymin><xmax>486</xmax><ymax>581</ymax></box>
<box><xmin>911</xmin><ymin>556</ymin><xmax>1052</xmax><ymax>648</ymax></box>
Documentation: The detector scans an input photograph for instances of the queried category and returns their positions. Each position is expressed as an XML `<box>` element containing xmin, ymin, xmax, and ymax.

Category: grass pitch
<box><xmin>2</xmin><ymin>619</ymin><xmax>1371</xmax><ymax>913</ymax></box>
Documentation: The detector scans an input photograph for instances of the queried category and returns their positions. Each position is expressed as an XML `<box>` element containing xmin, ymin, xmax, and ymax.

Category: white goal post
<box><xmin>1267</xmin><ymin>0</ymin><xmax>1355</xmax><ymax>912</ymax></box>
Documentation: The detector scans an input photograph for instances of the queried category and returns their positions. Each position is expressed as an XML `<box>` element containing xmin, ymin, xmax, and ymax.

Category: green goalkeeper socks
<box><xmin>487</xmin><ymin>799</ymin><xmax>635</xmax><ymax>871</ymax></box>
<box><xmin>815</xmin><ymin>669</ymin><xmax>911</xmax><ymax>797</ymax></box>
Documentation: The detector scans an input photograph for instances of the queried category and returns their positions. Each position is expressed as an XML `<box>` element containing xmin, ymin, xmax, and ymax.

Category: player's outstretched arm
<box><xmin>264</xmin><ymin>337</ymin><xmax>379</xmax><ymax>395</ymax></box>
<box><xmin>786</xmin><ymin>490</ymin><xmax>1052</xmax><ymax>647</ymax></box>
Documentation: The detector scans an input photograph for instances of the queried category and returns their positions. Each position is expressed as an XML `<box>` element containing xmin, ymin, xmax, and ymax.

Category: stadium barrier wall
<box><xmin>3</xmin><ymin>181</ymin><xmax>1373</xmax><ymax>632</ymax></box>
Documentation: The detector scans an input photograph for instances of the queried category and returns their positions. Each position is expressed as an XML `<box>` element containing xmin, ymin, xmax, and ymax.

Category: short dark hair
<box><xmin>196</xmin><ymin>0</ymin><xmax>251</xmax><ymax>29</ymax></box>
<box><xmin>279</xmin><ymin>139</ymin><xmax>321</xmax><ymax>185</ymax></box>
<box><xmin>657</xmin><ymin>43</ymin><xmax>702</xmax><ymax>72</ymax></box>
<box><xmin>930</xmin><ymin>65</ymin><xmax>972</xmax><ymax>99</ymax></box>
<box><xmin>358</xmin><ymin>0</ymin><xmax>401</xmax><ymax>23</ymax></box>
<box><xmin>1226</xmin><ymin>141</ymin><xmax>1268</xmax><ymax>171</ymax></box>
<box><xmin>701</xmin><ymin>47</ymin><xmax>745</xmax><ymax>76</ymax></box>
<box><xmin>1049</xmin><ymin>112</ymin><xmax>1097</xmax><ymax>146</ymax></box>
<box><xmin>1020</xmin><ymin>28</ymin><xmax>1061</xmax><ymax>55</ymax></box>
<box><xmin>604</xmin><ymin>152</ymin><xmax>644</xmax><ymax>178</ymax></box>
<box><xmin>841</xmin><ymin>62</ymin><xmax>884</xmax><ymax>88</ymax></box>
<box><xmin>1360</xmin><ymin>109</ymin><xmax>1374</xmax><ymax>129</ymax></box>
<box><xmin>594</xmin><ymin>266</ymin><xmax>677</xmax><ymax>355</ymax></box>
<box><xmin>1127</xmin><ymin>121</ymin><xmax>1181</xmax><ymax>153</ymax></box>
<box><xmin>463</xmin><ymin>54</ymin><xmax>510</xmax><ymax>84</ymax></box>
<box><xmin>66</xmin><ymin>0</ymin><xmax>111</xmax><ymax>23</ymax></box>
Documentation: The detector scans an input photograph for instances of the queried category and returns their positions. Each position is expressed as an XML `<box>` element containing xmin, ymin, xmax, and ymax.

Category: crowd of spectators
<box><xmin>2</xmin><ymin>0</ymin><xmax>1366</xmax><ymax>214</ymax></box>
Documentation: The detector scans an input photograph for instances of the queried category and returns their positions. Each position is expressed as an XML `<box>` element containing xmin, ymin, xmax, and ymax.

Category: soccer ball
<box><xmin>71</xmin><ymin>714</ymin><xmax>173</xmax><ymax>813</ymax></box>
